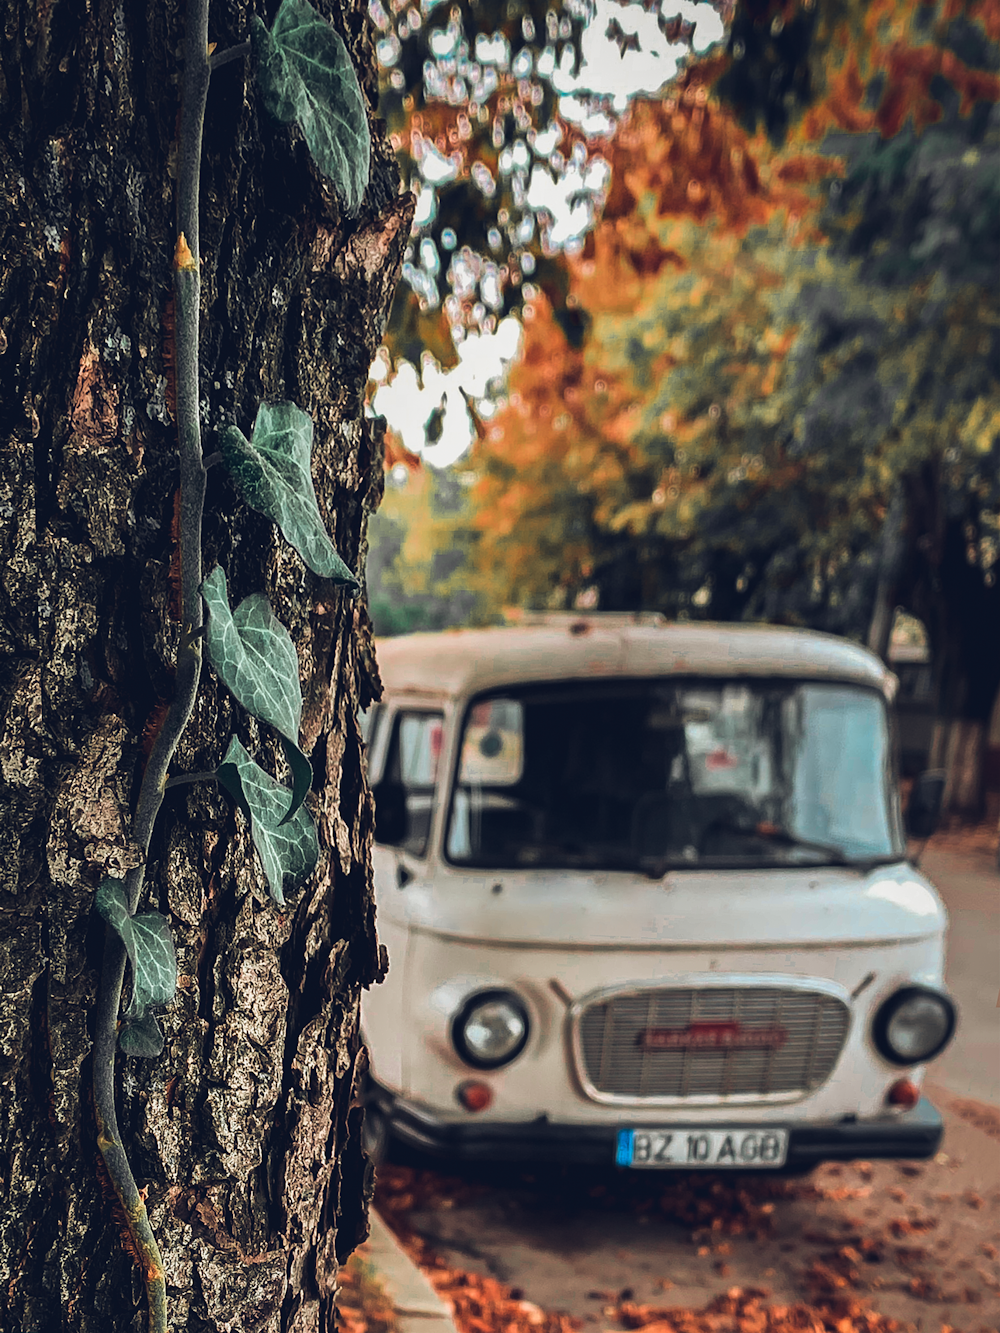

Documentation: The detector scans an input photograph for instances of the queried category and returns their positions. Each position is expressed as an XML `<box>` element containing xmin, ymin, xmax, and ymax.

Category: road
<box><xmin>376</xmin><ymin>842</ymin><xmax>1000</xmax><ymax>1330</ymax></box>
<box><xmin>920</xmin><ymin>841</ymin><xmax>1000</xmax><ymax>1105</ymax></box>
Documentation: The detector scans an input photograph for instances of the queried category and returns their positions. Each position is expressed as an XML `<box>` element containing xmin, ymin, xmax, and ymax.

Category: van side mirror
<box><xmin>905</xmin><ymin>769</ymin><xmax>945</xmax><ymax>840</ymax></box>
<box><xmin>373</xmin><ymin>780</ymin><xmax>408</xmax><ymax>846</ymax></box>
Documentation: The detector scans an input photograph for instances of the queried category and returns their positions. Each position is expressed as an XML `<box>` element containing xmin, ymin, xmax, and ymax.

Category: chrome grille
<box><xmin>577</xmin><ymin>986</ymin><xmax>850</xmax><ymax>1102</ymax></box>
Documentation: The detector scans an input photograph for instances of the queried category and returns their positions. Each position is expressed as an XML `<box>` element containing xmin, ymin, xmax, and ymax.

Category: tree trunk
<box><xmin>902</xmin><ymin>471</ymin><xmax>1000</xmax><ymax>822</ymax></box>
<box><xmin>0</xmin><ymin>2</ymin><xmax>411</xmax><ymax>1329</ymax></box>
<box><xmin>928</xmin><ymin>717</ymin><xmax>988</xmax><ymax>818</ymax></box>
<box><xmin>866</xmin><ymin>485</ymin><xmax>906</xmax><ymax>663</ymax></box>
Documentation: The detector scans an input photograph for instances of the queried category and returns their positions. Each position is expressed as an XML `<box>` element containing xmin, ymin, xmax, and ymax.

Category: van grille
<box><xmin>577</xmin><ymin>986</ymin><xmax>850</xmax><ymax>1102</ymax></box>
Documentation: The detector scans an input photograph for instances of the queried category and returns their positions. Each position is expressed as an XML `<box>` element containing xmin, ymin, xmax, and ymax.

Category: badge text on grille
<box><xmin>638</xmin><ymin>1021</ymin><xmax>788</xmax><ymax>1051</ymax></box>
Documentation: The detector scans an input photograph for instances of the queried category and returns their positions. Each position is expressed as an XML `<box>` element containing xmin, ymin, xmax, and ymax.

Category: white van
<box><xmin>360</xmin><ymin>615</ymin><xmax>955</xmax><ymax>1172</ymax></box>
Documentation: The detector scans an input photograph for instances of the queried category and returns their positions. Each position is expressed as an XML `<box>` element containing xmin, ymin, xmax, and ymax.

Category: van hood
<box><xmin>383</xmin><ymin>862</ymin><xmax>946</xmax><ymax>949</ymax></box>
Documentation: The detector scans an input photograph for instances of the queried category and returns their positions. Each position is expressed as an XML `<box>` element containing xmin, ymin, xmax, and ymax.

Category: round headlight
<box><xmin>872</xmin><ymin>987</ymin><xmax>956</xmax><ymax>1066</ymax></box>
<box><xmin>452</xmin><ymin>990</ymin><xmax>530</xmax><ymax>1070</ymax></box>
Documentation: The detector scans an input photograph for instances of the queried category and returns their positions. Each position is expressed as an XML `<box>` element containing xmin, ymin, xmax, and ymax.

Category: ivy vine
<box><xmin>90</xmin><ymin>1</ymin><xmax>371</xmax><ymax>1328</ymax></box>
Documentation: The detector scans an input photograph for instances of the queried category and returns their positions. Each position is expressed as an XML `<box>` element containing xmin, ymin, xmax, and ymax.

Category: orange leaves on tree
<box><xmin>876</xmin><ymin>43</ymin><xmax>1000</xmax><ymax>136</ymax></box>
<box><xmin>447</xmin><ymin>0</ymin><xmax>999</xmax><ymax>624</ymax></box>
<box><xmin>796</xmin><ymin>0</ymin><xmax>1000</xmax><ymax>142</ymax></box>
<box><xmin>799</xmin><ymin>51</ymin><xmax>875</xmax><ymax>139</ymax></box>
<box><xmin>383</xmin><ymin>428</ymin><xmax>423</xmax><ymax>473</ymax></box>
<box><xmin>966</xmin><ymin>0</ymin><xmax>1000</xmax><ymax>40</ymax></box>
<box><xmin>464</xmin><ymin>292</ymin><xmax>648</xmax><ymax>607</ymax></box>
<box><xmin>576</xmin><ymin>75</ymin><xmax>838</xmax><ymax>320</ymax></box>
<box><xmin>604</xmin><ymin>87</ymin><xmax>799</xmax><ymax>236</ymax></box>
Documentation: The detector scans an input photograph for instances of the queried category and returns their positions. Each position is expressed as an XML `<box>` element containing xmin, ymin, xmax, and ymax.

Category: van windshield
<box><xmin>445</xmin><ymin>679</ymin><xmax>904</xmax><ymax>871</ymax></box>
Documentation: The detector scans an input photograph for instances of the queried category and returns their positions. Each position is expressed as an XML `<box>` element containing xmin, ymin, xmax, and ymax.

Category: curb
<box><xmin>357</xmin><ymin>1208</ymin><xmax>459</xmax><ymax>1333</ymax></box>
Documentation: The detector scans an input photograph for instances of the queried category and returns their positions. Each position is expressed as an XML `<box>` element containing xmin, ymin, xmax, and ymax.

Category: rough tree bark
<box><xmin>0</xmin><ymin>1</ymin><xmax>411</xmax><ymax>1328</ymax></box>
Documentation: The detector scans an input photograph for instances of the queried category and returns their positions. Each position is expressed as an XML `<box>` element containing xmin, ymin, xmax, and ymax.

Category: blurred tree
<box><xmin>366</xmin><ymin>456</ymin><xmax>486</xmax><ymax>632</ymax></box>
<box><xmin>458</xmin><ymin>0</ymin><xmax>1000</xmax><ymax>814</ymax></box>
<box><xmin>375</xmin><ymin>0</ymin><xmax>733</xmax><ymax>369</ymax></box>
<box><xmin>376</xmin><ymin>0</ymin><xmax>983</xmax><ymax>373</ymax></box>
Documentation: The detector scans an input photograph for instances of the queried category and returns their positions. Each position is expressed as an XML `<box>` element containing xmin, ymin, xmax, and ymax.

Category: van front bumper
<box><xmin>370</xmin><ymin>1088</ymin><xmax>944</xmax><ymax>1169</ymax></box>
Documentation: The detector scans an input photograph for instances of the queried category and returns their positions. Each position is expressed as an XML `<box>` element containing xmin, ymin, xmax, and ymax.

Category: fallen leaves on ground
<box><xmin>951</xmin><ymin>1102</ymin><xmax>1000</xmax><ymax>1143</ymax></box>
<box><xmin>366</xmin><ymin>1154</ymin><xmax>1000</xmax><ymax>1333</ymax></box>
<box><xmin>391</xmin><ymin>1241</ymin><xmax>915</xmax><ymax>1333</ymax></box>
<box><xmin>608</xmin><ymin>1287</ymin><xmax>906</xmax><ymax>1333</ymax></box>
<box><xmin>375</xmin><ymin>1163</ymin><xmax>797</xmax><ymax>1242</ymax></box>
<box><xmin>369</xmin><ymin>1167</ymin><xmax>946</xmax><ymax>1333</ymax></box>
<box><xmin>426</xmin><ymin>1266</ymin><xmax>580</xmax><ymax>1333</ymax></box>
<box><xmin>338</xmin><ymin>1250</ymin><xmax>399</xmax><ymax>1333</ymax></box>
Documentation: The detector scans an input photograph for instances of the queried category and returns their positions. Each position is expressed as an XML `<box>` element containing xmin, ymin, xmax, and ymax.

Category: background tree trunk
<box><xmin>0</xmin><ymin>1</ymin><xmax>410</xmax><ymax>1328</ymax></box>
<box><xmin>865</xmin><ymin>485</ymin><xmax>906</xmax><ymax>664</ymax></box>
<box><xmin>902</xmin><ymin>470</ymin><xmax>1000</xmax><ymax>822</ymax></box>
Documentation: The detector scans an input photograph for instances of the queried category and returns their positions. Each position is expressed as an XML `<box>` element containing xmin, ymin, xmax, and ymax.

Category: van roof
<box><xmin>375</xmin><ymin>618</ymin><xmax>896</xmax><ymax>701</ymax></box>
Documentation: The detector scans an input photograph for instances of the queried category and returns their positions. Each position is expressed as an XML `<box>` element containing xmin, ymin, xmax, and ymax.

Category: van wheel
<box><xmin>362</xmin><ymin>1103</ymin><xmax>390</xmax><ymax>1166</ymax></box>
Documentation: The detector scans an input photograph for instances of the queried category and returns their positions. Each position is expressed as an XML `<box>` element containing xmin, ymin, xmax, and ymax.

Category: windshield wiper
<box><xmin>749</xmin><ymin>825</ymin><xmax>853</xmax><ymax>865</ymax></box>
<box><xmin>733</xmin><ymin>823</ymin><xmax>897</xmax><ymax>870</ymax></box>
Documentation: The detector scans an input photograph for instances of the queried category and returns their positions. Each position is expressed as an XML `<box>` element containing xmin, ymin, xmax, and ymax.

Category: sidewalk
<box><xmin>349</xmin><ymin>1206</ymin><xmax>458</xmax><ymax>1333</ymax></box>
<box><xmin>918</xmin><ymin>834</ymin><xmax>1000</xmax><ymax>1106</ymax></box>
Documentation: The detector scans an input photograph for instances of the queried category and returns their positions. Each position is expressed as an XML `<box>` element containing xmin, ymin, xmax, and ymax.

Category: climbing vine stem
<box><xmin>88</xmin><ymin>0</ymin><xmax>371</xmax><ymax>1324</ymax></box>
<box><xmin>92</xmin><ymin>1</ymin><xmax>210</xmax><ymax>1328</ymax></box>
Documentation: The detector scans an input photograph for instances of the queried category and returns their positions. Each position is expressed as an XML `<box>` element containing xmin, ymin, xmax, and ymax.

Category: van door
<box><xmin>363</xmin><ymin>702</ymin><xmax>446</xmax><ymax>1094</ymax></box>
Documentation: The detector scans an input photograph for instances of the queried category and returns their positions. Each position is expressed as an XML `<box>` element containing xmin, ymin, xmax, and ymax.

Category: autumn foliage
<box><xmin>456</xmin><ymin>0</ymin><xmax>1000</xmax><ymax>643</ymax></box>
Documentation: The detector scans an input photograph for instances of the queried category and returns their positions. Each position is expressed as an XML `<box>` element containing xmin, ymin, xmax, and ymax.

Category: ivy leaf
<box><xmin>119</xmin><ymin>1012</ymin><xmax>166</xmax><ymax>1059</ymax></box>
<box><xmin>217</xmin><ymin>736</ymin><xmax>320</xmax><ymax>907</ymax></box>
<box><xmin>201</xmin><ymin>565</ymin><xmax>313</xmax><ymax>822</ymax></box>
<box><xmin>250</xmin><ymin>0</ymin><xmax>371</xmax><ymax>212</ymax></box>
<box><xmin>219</xmin><ymin>402</ymin><xmax>360</xmax><ymax>592</ymax></box>
<box><xmin>95</xmin><ymin>879</ymin><xmax>177</xmax><ymax>1056</ymax></box>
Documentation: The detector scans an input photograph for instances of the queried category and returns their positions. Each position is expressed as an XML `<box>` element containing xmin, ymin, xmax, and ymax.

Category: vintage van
<box><xmin>360</xmin><ymin>614</ymin><xmax>955</xmax><ymax>1172</ymax></box>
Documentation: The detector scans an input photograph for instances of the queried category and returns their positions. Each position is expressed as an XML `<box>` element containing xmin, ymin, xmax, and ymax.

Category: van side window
<box><xmin>381</xmin><ymin>711</ymin><xmax>443</xmax><ymax>856</ymax></box>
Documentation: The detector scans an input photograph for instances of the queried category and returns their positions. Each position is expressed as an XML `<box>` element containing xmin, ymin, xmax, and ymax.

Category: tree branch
<box><xmin>210</xmin><ymin>39</ymin><xmax>251</xmax><ymax>71</ymax></box>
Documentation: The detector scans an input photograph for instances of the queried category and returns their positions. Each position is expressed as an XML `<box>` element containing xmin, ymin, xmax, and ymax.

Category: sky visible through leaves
<box><xmin>370</xmin><ymin>0</ymin><xmax>729</xmax><ymax>466</ymax></box>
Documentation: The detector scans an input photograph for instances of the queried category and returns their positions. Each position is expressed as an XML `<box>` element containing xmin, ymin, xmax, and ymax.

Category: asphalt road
<box><xmin>920</xmin><ymin>841</ymin><xmax>1000</xmax><ymax>1105</ymax></box>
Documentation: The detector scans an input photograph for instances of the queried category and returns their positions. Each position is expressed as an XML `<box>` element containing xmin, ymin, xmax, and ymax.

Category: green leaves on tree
<box><xmin>217</xmin><ymin>736</ymin><xmax>320</xmax><ymax>907</ymax></box>
<box><xmin>95</xmin><ymin>879</ymin><xmax>178</xmax><ymax>1058</ymax></box>
<box><xmin>219</xmin><ymin>401</ymin><xmax>360</xmax><ymax>592</ymax></box>
<box><xmin>201</xmin><ymin>565</ymin><xmax>313</xmax><ymax>822</ymax></box>
<box><xmin>251</xmin><ymin>0</ymin><xmax>371</xmax><ymax>212</ymax></box>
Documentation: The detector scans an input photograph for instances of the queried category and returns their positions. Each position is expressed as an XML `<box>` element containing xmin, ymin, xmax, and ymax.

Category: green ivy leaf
<box><xmin>119</xmin><ymin>1012</ymin><xmax>166</xmax><ymax>1059</ymax></box>
<box><xmin>95</xmin><ymin>879</ymin><xmax>177</xmax><ymax>1056</ymax></box>
<box><xmin>250</xmin><ymin>0</ymin><xmax>371</xmax><ymax>212</ymax></box>
<box><xmin>201</xmin><ymin>565</ymin><xmax>313</xmax><ymax>822</ymax></box>
<box><xmin>217</xmin><ymin>736</ymin><xmax>320</xmax><ymax>907</ymax></box>
<box><xmin>219</xmin><ymin>402</ymin><xmax>360</xmax><ymax>592</ymax></box>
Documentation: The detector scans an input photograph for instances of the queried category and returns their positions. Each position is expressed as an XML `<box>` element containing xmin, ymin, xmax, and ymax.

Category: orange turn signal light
<box><xmin>456</xmin><ymin>1080</ymin><xmax>493</xmax><ymax>1112</ymax></box>
<box><xmin>886</xmin><ymin>1077</ymin><xmax>921</xmax><ymax>1108</ymax></box>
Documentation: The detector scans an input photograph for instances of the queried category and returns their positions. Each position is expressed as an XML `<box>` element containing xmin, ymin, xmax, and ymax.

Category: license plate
<box><xmin>615</xmin><ymin>1126</ymin><xmax>789</xmax><ymax>1169</ymax></box>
